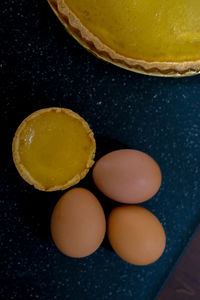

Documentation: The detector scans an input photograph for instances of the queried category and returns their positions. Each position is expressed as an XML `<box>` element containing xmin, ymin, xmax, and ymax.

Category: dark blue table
<box><xmin>1</xmin><ymin>1</ymin><xmax>200</xmax><ymax>299</ymax></box>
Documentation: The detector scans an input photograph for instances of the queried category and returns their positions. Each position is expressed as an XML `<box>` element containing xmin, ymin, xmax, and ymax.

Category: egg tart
<box><xmin>12</xmin><ymin>108</ymin><xmax>96</xmax><ymax>191</ymax></box>
<box><xmin>48</xmin><ymin>0</ymin><xmax>200</xmax><ymax>77</ymax></box>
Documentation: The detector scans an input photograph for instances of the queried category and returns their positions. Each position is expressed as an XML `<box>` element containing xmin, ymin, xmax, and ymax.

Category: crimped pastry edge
<box><xmin>48</xmin><ymin>0</ymin><xmax>200</xmax><ymax>77</ymax></box>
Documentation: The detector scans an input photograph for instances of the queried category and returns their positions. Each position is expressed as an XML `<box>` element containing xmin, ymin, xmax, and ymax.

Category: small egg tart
<box><xmin>48</xmin><ymin>0</ymin><xmax>200</xmax><ymax>77</ymax></box>
<box><xmin>12</xmin><ymin>107</ymin><xmax>96</xmax><ymax>191</ymax></box>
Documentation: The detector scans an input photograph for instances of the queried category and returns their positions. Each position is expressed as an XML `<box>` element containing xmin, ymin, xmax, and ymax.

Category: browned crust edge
<box><xmin>48</xmin><ymin>0</ymin><xmax>200</xmax><ymax>77</ymax></box>
<box><xmin>12</xmin><ymin>107</ymin><xmax>96</xmax><ymax>192</ymax></box>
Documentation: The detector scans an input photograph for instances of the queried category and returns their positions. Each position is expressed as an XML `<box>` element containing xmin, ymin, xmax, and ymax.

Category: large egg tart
<box><xmin>48</xmin><ymin>0</ymin><xmax>200</xmax><ymax>76</ymax></box>
<box><xmin>12</xmin><ymin>108</ymin><xmax>96</xmax><ymax>191</ymax></box>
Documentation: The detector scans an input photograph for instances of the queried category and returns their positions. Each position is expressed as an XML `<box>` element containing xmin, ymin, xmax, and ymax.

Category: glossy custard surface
<box><xmin>18</xmin><ymin>110</ymin><xmax>94</xmax><ymax>189</ymax></box>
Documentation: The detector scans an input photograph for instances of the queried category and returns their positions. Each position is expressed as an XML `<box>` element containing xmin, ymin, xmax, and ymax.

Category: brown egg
<box><xmin>107</xmin><ymin>205</ymin><xmax>166</xmax><ymax>265</ymax></box>
<box><xmin>51</xmin><ymin>188</ymin><xmax>106</xmax><ymax>258</ymax></box>
<box><xmin>92</xmin><ymin>149</ymin><xmax>162</xmax><ymax>203</ymax></box>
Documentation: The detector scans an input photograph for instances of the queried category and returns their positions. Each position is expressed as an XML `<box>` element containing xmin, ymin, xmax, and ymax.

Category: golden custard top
<box><xmin>13</xmin><ymin>108</ymin><xmax>95</xmax><ymax>191</ymax></box>
<box><xmin>65</xmin><ymin>0</ymin><xmax>200</xmax><ymax>62</ymax></box>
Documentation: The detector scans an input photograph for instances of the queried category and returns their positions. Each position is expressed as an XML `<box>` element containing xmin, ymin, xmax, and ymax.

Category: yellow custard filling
<box><xmin>65</xmin><ymin>0</ymin><xmax>200</xmax><ymax>62</ymax></box>
<box><xmin>13</xmin><ymin>108</ymin><xmax>95</xmax><ymax>191</ymax></box>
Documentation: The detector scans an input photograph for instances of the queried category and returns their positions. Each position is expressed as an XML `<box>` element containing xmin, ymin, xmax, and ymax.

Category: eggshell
<box><xmin>51</xmin><ymin>188</ymin><xmax>106</xmax><ymax>258</ymax></box>
<box><xmin>107</xmin><ymin>205</ymin><xmax>166</xmax><ymax>265</ymax></box>
<box><xmin>92</xmin><ymin>149</ymin><xmax>162</xmax><ymax>203</ymax></box>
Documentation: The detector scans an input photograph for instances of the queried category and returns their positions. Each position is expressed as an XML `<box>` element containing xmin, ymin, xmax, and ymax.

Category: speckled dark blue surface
<box><xmin>1</xmin><ymin>1</ymin><xmax>200</xmax><ymax>299</ymax></box>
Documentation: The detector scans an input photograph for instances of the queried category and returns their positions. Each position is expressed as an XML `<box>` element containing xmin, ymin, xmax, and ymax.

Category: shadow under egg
<box><xmin>79</xmin><ymin>136</ymin><xmax>130</xmax><ymax>252</ymax></box>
